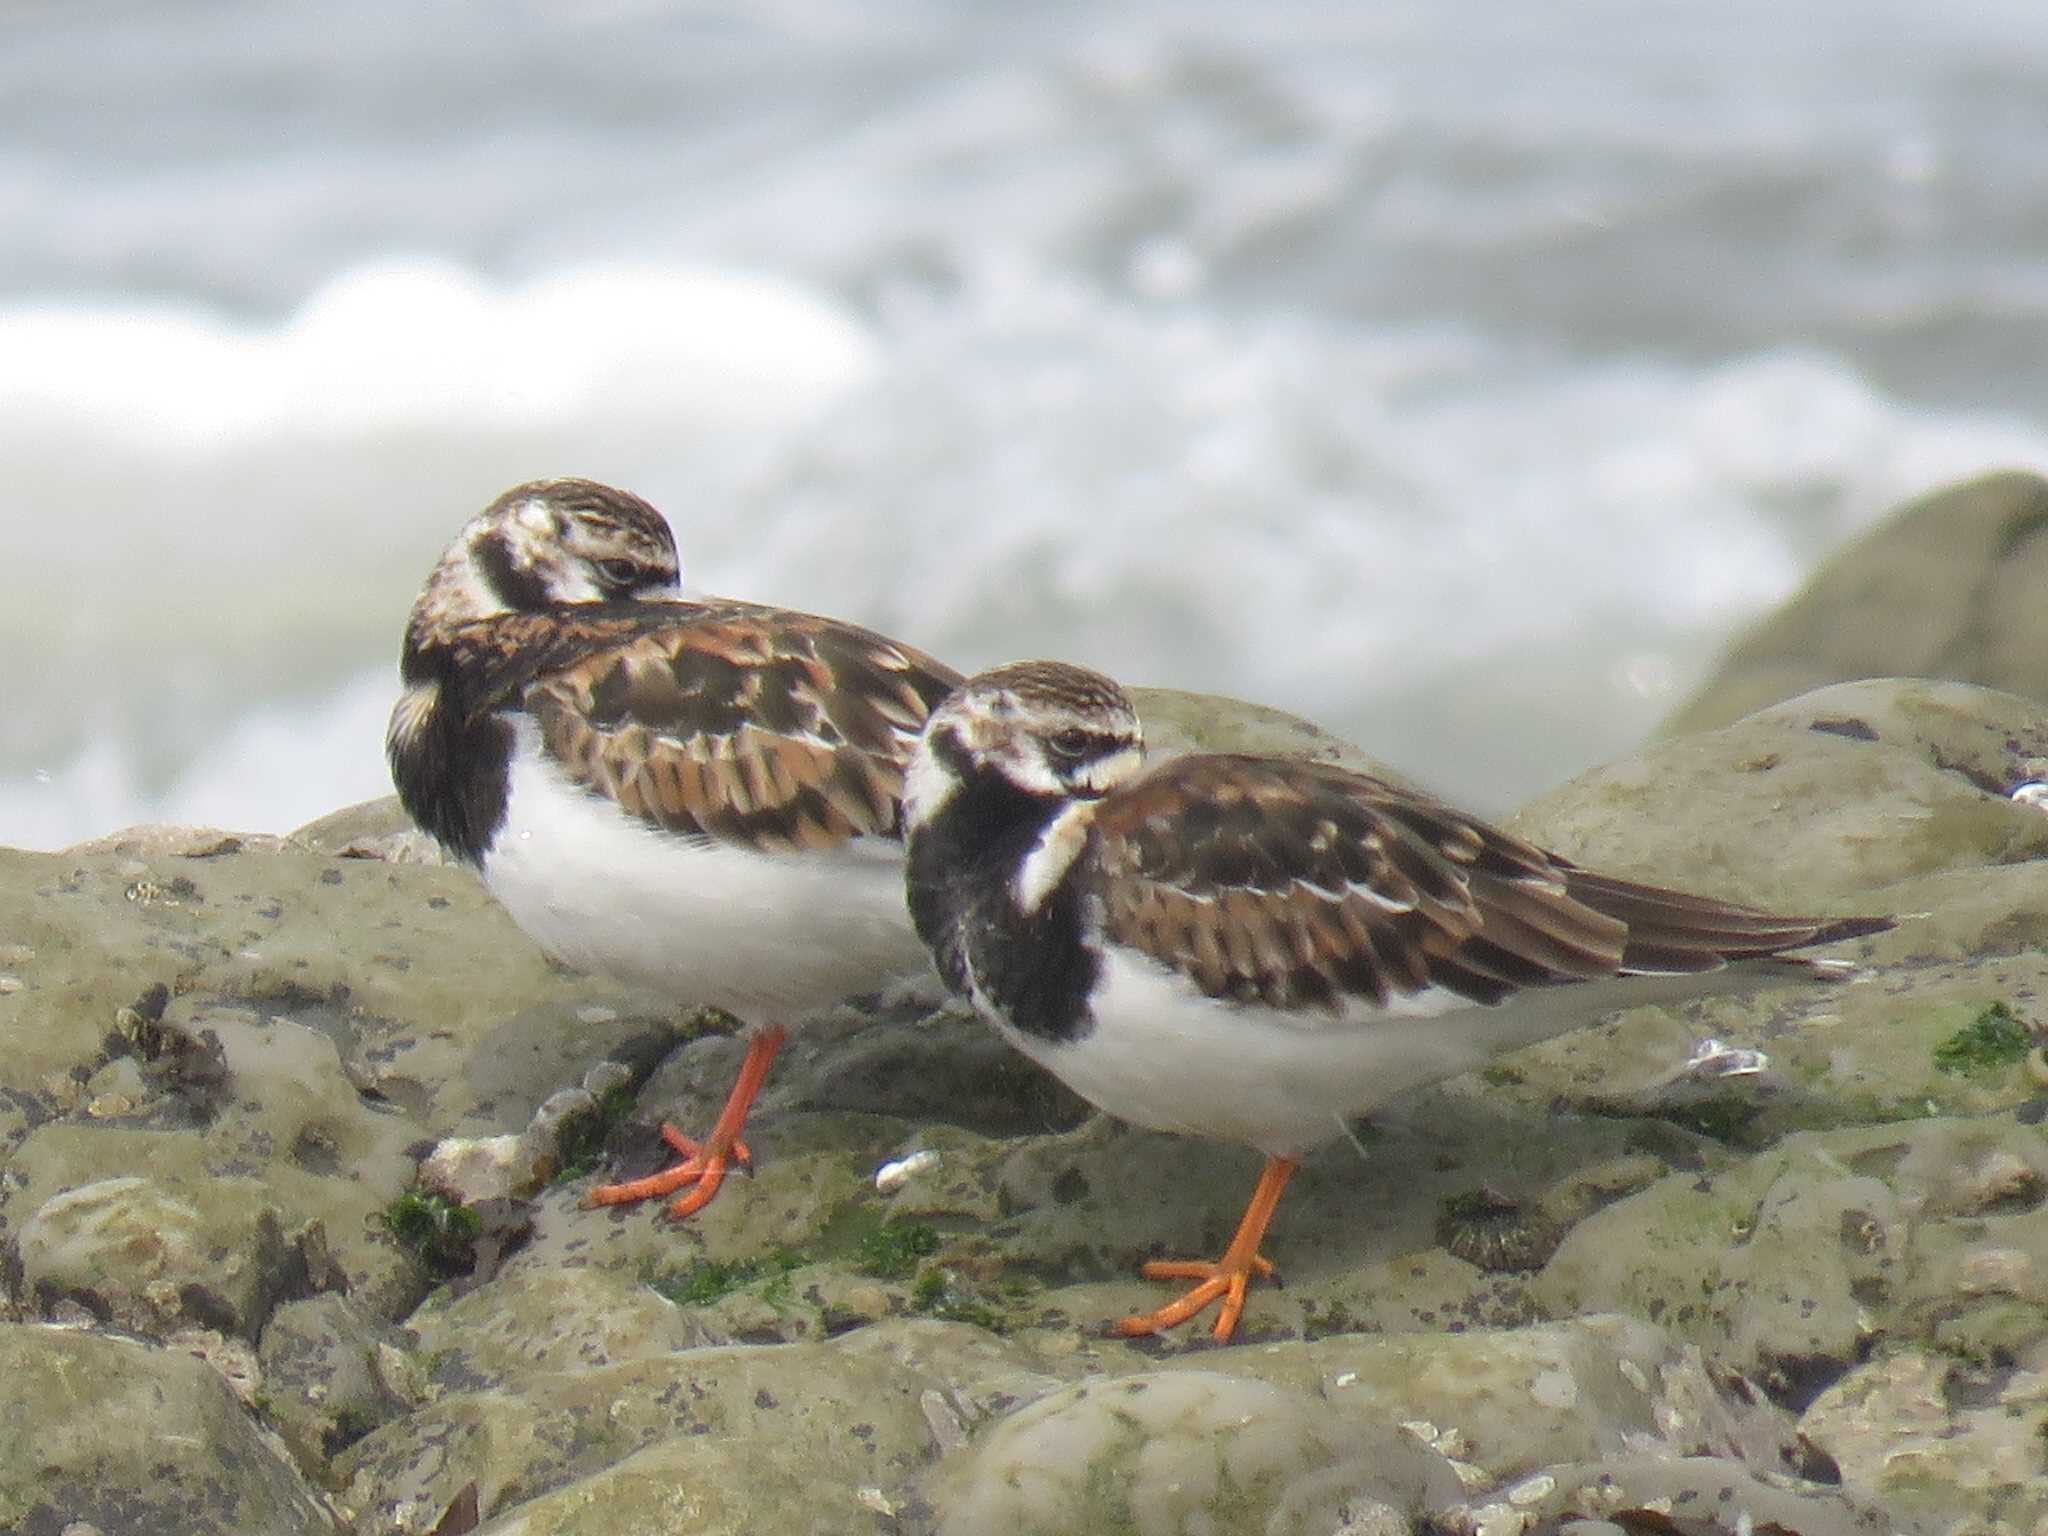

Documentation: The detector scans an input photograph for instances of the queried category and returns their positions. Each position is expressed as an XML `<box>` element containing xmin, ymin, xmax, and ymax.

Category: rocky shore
<box><xmin>8</xmin><ymin>475</ymin><xmax>2048</xmax><ymax>1534</ymax></box>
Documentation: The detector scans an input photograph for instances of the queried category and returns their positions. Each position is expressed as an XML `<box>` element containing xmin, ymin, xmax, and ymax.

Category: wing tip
<box><xmin>1805</xmin><ymin>914</ymin><xmax>1894</xmax><ymax>947</ymax></box>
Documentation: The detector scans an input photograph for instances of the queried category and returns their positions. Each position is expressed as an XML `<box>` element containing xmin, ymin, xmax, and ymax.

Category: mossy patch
<box><xmin>1933</xmin><ymin>1002</ymin><xmax>2034</xmax><ymax>1076</ymax></box>
<box><xmin>1662</xmin><ymin>1094</ymin><xmax>1767</xmax><ymax>1146</ymax></box>
<box><xmin>551</xmin><ymin>1082</ymin><xmax>639</xmax><ymax>1184</ymax></box>
<box><xmin>383</xmin><ymin>1190</ymin><xmax>482</xmax><ymax>1277</ymax></box>
<box><xmin>650</xmin><ymin>1249</ymin><xmax>807</xmax><ymax>1307</ymax></box>
<box><xmin>855</xmin><ymin>1219</ymin><xmax>942</xmax><ymax>1280</ymax></box>
<box><xmin>909</xmin><ymin>1266</ymin><xmax>1007</xmax><ymax>1331</ymax></box>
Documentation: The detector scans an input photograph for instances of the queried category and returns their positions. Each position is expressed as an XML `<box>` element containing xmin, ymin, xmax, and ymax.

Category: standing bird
<box><xmin>903</xmin><ymin>660</ymin><xmax>1890</xmax><ymax>1342</ymax></box>
<box><xmin>389</xmin><ymin>478</ymin><xmax>961</xmax><ymax>1218</ymax></box>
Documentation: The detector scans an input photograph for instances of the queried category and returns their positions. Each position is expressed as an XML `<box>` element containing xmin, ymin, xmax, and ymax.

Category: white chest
<box><xmin>480</xmin><ymin>725</ymin><xmax>931</xmax><ymax>1015</ymax></box>
<box><xmin>992</xmin><ymin>944</ymin><xmax>1637</xmax><ymax>1160</ymax></box>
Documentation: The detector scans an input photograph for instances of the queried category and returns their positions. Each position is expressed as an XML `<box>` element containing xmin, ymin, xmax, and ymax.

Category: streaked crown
<box><xmin>406</xmin><ymin>478</ymin><xmax>683</xmax><ymax>651</ymax></box>
<box><xmin>908</xmin><ymin>660</ymin><xmax>1145</xmax><ymax>825</ymax></box>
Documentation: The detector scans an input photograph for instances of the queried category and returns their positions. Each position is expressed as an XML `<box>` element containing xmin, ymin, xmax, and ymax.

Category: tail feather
<box><xmin>1559</xmin><ymin>868</ymin><xmax>1892</xmax><ymax>977</ymax></box>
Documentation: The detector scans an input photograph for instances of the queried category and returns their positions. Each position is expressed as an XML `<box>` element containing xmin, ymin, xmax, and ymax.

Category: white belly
<box><xmin>480</xmin><ymin>733</ymin><xmax>931</xmax><ymax>1017</ymax></box>
<box><xmin>998</xmin><ymin>945</ymin><xmax>1724</xmax><ymax>1160</ymax></box>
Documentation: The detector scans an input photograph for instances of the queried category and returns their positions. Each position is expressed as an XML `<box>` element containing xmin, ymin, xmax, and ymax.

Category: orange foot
<box><xmin>1110</xmin><ymin>1155</ymin><xmax>1299</xmax><ymax>1344</ymax></box>
<box><xmin>585</xmin><ymin>1024</ymin><xmax>786</xmax><ymax>1220</ymax></box>
<box><xmin>586</xmin><ymin>1121</ymin><xmax>755</xmax><ymax>1218</ymax></box>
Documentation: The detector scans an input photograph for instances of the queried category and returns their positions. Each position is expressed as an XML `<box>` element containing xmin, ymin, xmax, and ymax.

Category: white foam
<box><xmin>0</xmin><ymin>668</ymin><xmax>399</xmax><ymax>850</ymax></box>
<box><xmin>6</xmin><ymin>260</ymin><xmax>2046</xmax><ymax>851</ymax></box>
<box><xmin>706</xmin><ymin>283</ymin><xmax>2048</xmax><ymax>804</ymax></box>
<box><xmin>0</xmin><ymin>259</ymin><xmax>881</xmax><ymax>849</ymax></box>
<box><xmin>0</xmin><ymin>258</ymin><xmax>877</xmax><ymax>451</ymax></box>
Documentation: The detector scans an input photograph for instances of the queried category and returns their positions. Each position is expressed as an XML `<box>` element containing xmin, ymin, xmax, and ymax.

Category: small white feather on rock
<box><xmin>874</xmin><ymin>1149</ymin><xmax>940</xmax><ymax>1192</ymax></box>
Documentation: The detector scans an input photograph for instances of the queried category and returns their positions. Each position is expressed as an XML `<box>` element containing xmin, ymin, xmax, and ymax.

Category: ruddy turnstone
<box><xmin>388</xmin><ymin>478</ymin><xmax>961</xmax><ymax>1218</ymax></box>
<box><xmin>903</xmin><ymin>660</ymin><xmax>1891</xmax><ymax>1342</ymax></box>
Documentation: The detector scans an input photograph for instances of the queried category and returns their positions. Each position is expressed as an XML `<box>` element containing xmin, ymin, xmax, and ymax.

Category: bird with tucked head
<box><xmin>390</xmin><ymin>478</ymin><xmax>962</xmax><ymax>1219</ymax></box>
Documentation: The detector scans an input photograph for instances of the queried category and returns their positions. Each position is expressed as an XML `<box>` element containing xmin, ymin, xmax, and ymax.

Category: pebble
<box><xmin>1682</xmin><ymin>1036</ymin><xmax>1770</xmax><ymax>1078</ymax></box>
<box><xmin>1955</xmin><ymin>1148</ymin><xmax>2045</xmax><ymax>1213</ymax></box>
<box><xmin>420</xmin><ymin>1132</ymin><xmax>532</xmax><ymax>1205</ymax></box>
<box><xmin>1328</xmin><ymin>1503</ymin><xmax>1411</xmax><ymax>1536</ymax></box>
<box><xmin>920</xmin><ymin>1387</ymin><xmax>970</xmax><ymax>1454</ymax></box>
<box><xmin>853</xmin><ymin>1487</ymin><xmax>897</xmax><ymax>1517</ymax></box>
<box><xmin>1957</xmin><ymin>1246</ymin><xmax>2035</xmax><ymax>1297</ymax></box>
<box><xmin>874</xmin><ymin>1148</ymin><xmax>941</xmax><ymax>1192</ymax></box>
<box><xmin>1462</xmin><ymin>1501</ymin><xmax>1531</xmax><ymax>1536</ymax></box>
<box><xmin>581</xmin><ymin>1058</ymin><xmax>634</xmax><ymax>1097</ymax></box>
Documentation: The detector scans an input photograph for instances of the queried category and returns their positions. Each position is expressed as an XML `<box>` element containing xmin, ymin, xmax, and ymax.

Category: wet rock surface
<box><xmin>0</xmin><ymin>1322</ymin><xmax>340</xmax><ymax>1535</ymax></box>
<box><xmin>1663</xmin><ymin>467</ymin><xmax>2048</xmax><ymax>735</ymax></box>
<box><xmin>2</xmin><ymin>667</ymin><xmax>2045</xmax><ymax>1531</ymax></box>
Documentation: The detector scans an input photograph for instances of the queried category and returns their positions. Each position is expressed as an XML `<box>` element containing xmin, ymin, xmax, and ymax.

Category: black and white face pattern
<box><xmin>905</xmin><ymin>659</ymin><xmax>1146</xmax><ymax>831</ymax></box>
<box><xmin>413</xmin><ymin>478</ymin><xmax>683</xmax><ymax>644</ymax></box>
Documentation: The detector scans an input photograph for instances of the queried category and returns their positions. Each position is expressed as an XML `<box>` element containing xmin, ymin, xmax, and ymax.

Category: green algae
<box><xmin>1933</xmin><ymin>1002</ymin><xmax>2034</xmax><ymax>1076</ymax></box>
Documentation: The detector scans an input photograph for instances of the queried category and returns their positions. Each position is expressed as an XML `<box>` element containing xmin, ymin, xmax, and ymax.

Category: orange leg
<box><xmin>1112</xmin><ymin>1155</ymin><xmax>1298</xmax><ymax>1344</ymax></box>
<box><xmin>586</xmin><ymin>1025</ymin><xmax>787</xmax><ymax>1219</ymax></box>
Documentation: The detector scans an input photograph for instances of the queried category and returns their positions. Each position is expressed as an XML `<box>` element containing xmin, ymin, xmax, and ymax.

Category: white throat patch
<box><xmin>901</xmin><ymin>738</ymin><xmax>961</xmax><ymax>832</ymax></box>
<box><xmin>1071</xmin><ymin>743</ymin><xmax>1143</xmax><ymax>798</ymax></box>
<box><xmin>1012</xmin><ymin>799</ymin><xmax>1096</xmax><ymax>915</ymax></box>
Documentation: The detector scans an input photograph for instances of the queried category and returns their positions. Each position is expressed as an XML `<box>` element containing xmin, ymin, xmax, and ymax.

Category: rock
<box><xmin>1129</xmin><ymin>684</ymin><xmax>1413</xmax><ymax>782</ymax></box>
<box><xmin>1447</xmin><ymin>1453</ymin><xmax>1911</xmax><ymax>1536</ymax></box>
<box><xmin>417</xmin><ymin>1078</ymin><xmax>640</xmax><ymax>1208</ymax></box>
<box><xmin>62</xmin><ymin>824</ymin><xmax>288</xmax><ymax>858</ymax></box>
<box><xmin>1799</xmin><ymin>1348</ymin><xmax>2048</xmax><ymax>1531</ymax></box>
<box><xmin>333</xmin><ymin>1320</ymin><xmax>1003</xmax><ymax>1534</ymax></box>
<box><xmin>913</xmin><ymin>1371</ymin><xmax>1463</xmax><ymax>1536</ymax></box>
<box><xmin>1663</xmin><ymin>469</ymin><xmax>2048</xmax><ymax>734</ymax></box>
<box><xmin>462</xmin><ymin>1436</ymin><xmax>878</xmax><ymax>1535</ymax></box>
<box><xmin>258</xmin><ymin>1293</ymin><xmax>423</xmax><ymax>1482</ymax></box>
<box><xmin>1511</xmin><ymin>677</ymin><xmax>2048</xmax><ymax>911</ymax></box>
<box><xmin>1533</xmin><ymin>1117</ymin><xmax>2048</xmax><ymax>1411</ymax></box>
<box><xmin>0</xmin><ymin>1321</ymin><xmax>337</xmax><ymax>1535</ymax></box>
<box><xmin>17</xmin><ymin>671</ymin><xmax>2048</xmax><ymax>1532</ymax></box>
<box><xmin>1495</xmin><ymin>677</ymin><xmax>2048</xmax><ymax>1164</ymax></box>
<box><xmin>0</xmin><ymin>832</ymin><xmax>683</xmax><ymax>1336</ymax></box>
<box><xmin>289</xmin><ymin>798</ymin><xmax>444</xmax><ymax>864</ymax></box>
<box><xmin>2</xmin><ymin>987</ymin><xmax>429</xmax><ymax>1332</ymax></box>
<box><xmin>406</xmin><ymin>1265</ymin><xmax>726</xmax><ymax>1392</ymax></box>
<box><xmin>12</xmin><ymin>1167</ymin><xmax>320</xmax><ymax>1342</ymax></box>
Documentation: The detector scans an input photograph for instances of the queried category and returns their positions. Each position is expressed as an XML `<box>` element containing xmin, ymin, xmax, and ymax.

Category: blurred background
<box><xmin>4</xmin><ymin>0</ymin><xmax>2046</xmax><ymax>848</ymax></box>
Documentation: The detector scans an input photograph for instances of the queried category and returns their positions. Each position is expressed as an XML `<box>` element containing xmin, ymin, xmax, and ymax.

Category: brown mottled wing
<box><xmin>496</xmin><ymin>600</ymin><xmax>959</xmax><ymax>853</ymax></box>
<box><xmin>1089</xmin><ymin>755</ymin><xmax>1874</xmax><ymax>1014</ymax></box>
<box><xmin>1556</xmin><ymin>867</ymin><xmax>1890</xmax><ymax>971</ymax></box>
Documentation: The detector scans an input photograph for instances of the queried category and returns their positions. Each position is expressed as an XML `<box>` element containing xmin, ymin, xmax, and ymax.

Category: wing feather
<box><xmin>1091</xmin><ymin>754</ymin><xmax>1874</xmax><ymax>1018</ymax></box>
<box><xmin>440</xmin><ymin>599</ymin><xmax>961</xmax><ymax>853</ymax></box>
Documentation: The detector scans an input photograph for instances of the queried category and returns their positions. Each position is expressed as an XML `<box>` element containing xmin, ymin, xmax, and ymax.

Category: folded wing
<box><xmin>1090</xmin><ymin>755</ymin><xmax>1877</xmax><ymax>1015</ymax></box>
<box><xmin>458</xmin><ymin>601</ymin><xmax>962</xmax><ymax>854</ymax></box>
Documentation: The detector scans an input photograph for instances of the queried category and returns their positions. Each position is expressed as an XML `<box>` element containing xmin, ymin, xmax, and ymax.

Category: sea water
<box><xmin>4</xmin><ymin>0</ymin><xmax>2046</xmax><ymax>847</ymax></box>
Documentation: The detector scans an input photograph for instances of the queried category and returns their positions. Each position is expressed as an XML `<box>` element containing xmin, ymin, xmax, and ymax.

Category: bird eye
<box><xmin>1047</xmin><ymin>728</ymin><xmax>1093</xmax><ymax>761</ymax></box>
<box><xmin>593</xmin><ymin>557</ymin><xmax>642</xmax><ymax>590</ymax></box>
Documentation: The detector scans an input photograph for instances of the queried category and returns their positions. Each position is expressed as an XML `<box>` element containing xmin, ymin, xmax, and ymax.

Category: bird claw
<box><xmin>1113</xmin><ymin>1252</ymin><xmax>1278</xmax><ymax>1342</ymax></box>
<box><xmin>585</xmin><ymin>1121</ymin><xmax>752</xmax><ymax>1216</ymax></box>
